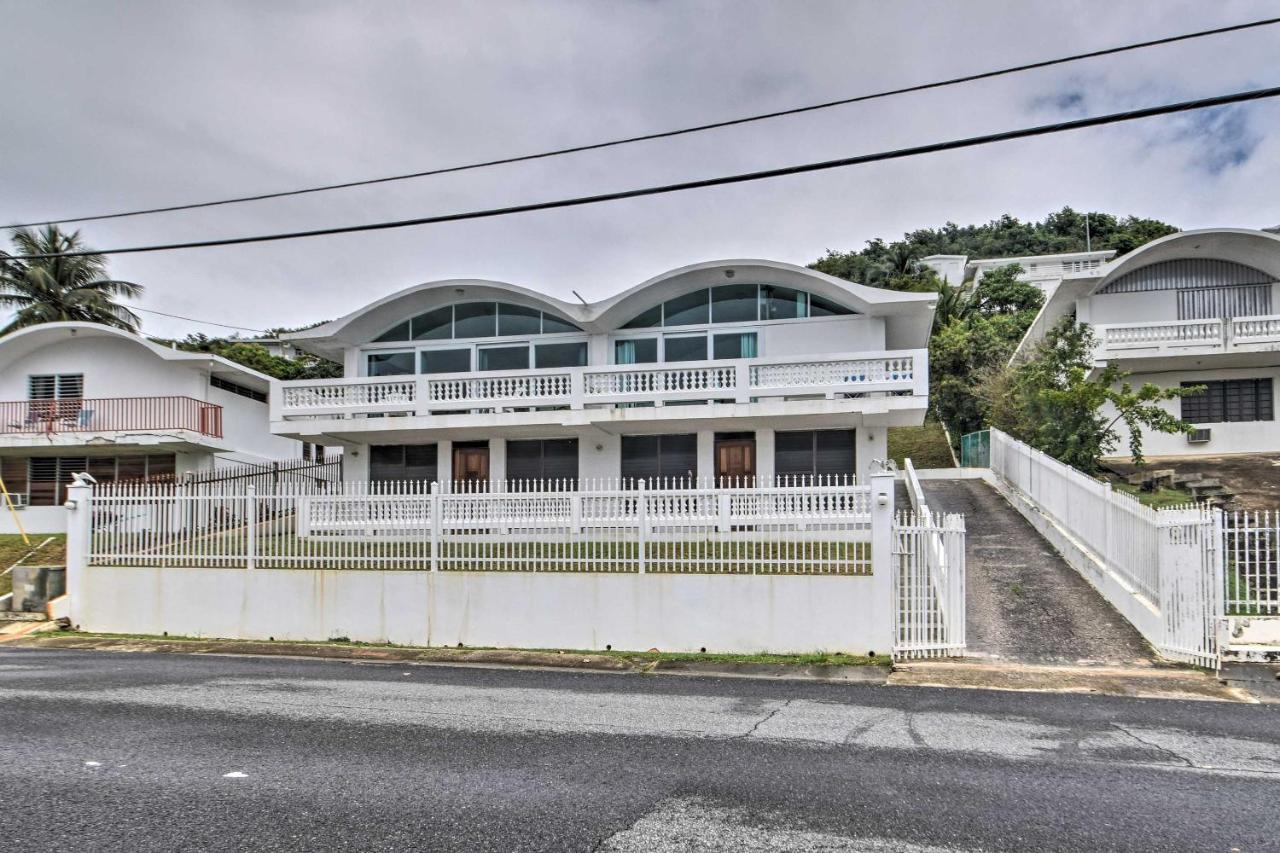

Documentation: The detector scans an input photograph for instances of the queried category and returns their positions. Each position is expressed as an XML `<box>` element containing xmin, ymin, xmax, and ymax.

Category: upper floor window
<box><xmin>619</xmin><ymin>284</ymin><xmax>855</xmax><ymax>329</ymax></box>
<box><xmin>29</xmin><ymin>374</ymin><xmax>83</xmax><ymax>400</ymax></box>
<box><xmin>1181</xmin><ymin>379</ymin><xmax>1274</xmax><ymax>423</ymax></box>
<box><xmin>210</xmin><ymin>375</ymin><xmax>267</xmax><ymax>404</ymax></box>
<box><xmin>372</xmin><ymin>302</ymin><xmax>581</xmax><ymax>343</ymax></box>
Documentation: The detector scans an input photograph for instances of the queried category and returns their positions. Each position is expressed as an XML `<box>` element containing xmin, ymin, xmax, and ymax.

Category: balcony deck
<box><xmin>270</xmin><ymin>350</ymin><xmax>929</xmax><ymax>439</ymax></box>
<box><xmin>0</xmin><ymin>396</ymin><xmax>224</xmax><ymax>449</ymax></box>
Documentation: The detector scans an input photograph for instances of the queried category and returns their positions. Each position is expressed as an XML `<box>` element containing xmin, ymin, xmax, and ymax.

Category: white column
<box><xmin>64</xmin><ymin>475</ymin><xmax>93</xmax><ymax>630</ymax></box>
<box><xmin>437</xmin><ymin>440</ymin><xmax>453</xmax><ymax>486</ymax></box>
<box><xmin>579</xmin><ymin>433</ymin><xmax>619</xmax><ymax>483</ymax></box>
<box><xmin>858</xmin><ymin>427</ymin><xmax>888</xmax><ymax>485</ymax></box>
<box><xmin>342</xmin><ymin>445</ymin><xmax>370</xmax><ymax>481</ymax></box>
<box><xmin>868</xmin><ymin>470</ymin><xmax>897</xmax><ymax>657</ymax></box>
<box><xmin>755</xmin><ymin>428</ymin><xmax>775</xmax><ymax>485</ymax></box>
<box><xmin>489</xmin><ymin>438</ymin><xmax>506</xmax><ymax>486</ymax></box>
<box><xmin>696</xmin><ymin>431</ymin><xmax>715</xmax><ymax>484</ymax></box>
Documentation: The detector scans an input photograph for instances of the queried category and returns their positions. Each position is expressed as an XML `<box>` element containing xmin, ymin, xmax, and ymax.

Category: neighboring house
<box><xmin>921</xmin><ymin>249</ymin><xmax>1115</xmax><ymax>294</ymax></box>
<box><xmin>0</xmin><ymin>322</ymin><xmax>303</xmax><ymax>533</ymax></box>
<box><xmin>271</xmin><ymin>260</ymin><xmax>935</xmax><ymax>486</ymax></box>
<box><xmin>1003</xmin><ymin>228</ymin><xmax>1280</xmax><ymax>459</ymax></box>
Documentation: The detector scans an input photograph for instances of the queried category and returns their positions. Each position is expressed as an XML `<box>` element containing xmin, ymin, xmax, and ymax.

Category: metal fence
<box><xmin>88</xmin><ymin>477</ymin><xmax>874</xmax><ymax>575</ymax></box>
<box><xmin>896</xmin><ymin>460</ymin><xmax>966</xmax><ymax>658</ymax></box>
<box><xmin>959</xmin><ymin>430</ymin><xmax>989</xmax><ymax>468</ymax></box>
<box><xmin>1225</xmin><ymin>510</ymin><xmax>1280</xmax><ymax>615</ymax></box>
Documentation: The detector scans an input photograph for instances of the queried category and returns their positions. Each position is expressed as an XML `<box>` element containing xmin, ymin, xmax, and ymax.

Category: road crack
<box><xmin>1111</xmin><ymin>723</ymin><xmax>1194</xmax><ymax>768</ymax></box>
<box><xmin>737</xmin><ymin>698</ymin><xmax>793</xmax><ymax>740</ymax></box>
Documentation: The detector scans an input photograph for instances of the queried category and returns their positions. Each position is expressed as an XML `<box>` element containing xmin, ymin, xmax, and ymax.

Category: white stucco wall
<box><xmin>1102</xmin><ymin>365</ymin><xmax>1280</xmax><ymax>458</ymax></box>
<box><xmin>78</xmin><ymin>566</ymin><xmax>894</xmax><ymax>655</ymax></box>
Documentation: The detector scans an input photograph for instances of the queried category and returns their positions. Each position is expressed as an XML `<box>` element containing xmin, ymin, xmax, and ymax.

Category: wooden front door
<box><xmin>452</xmin><ymin>443</ymin><xmax>490</xmax><ymax>488</ymax></box>
<box><xmin>715</xmin><ymin>438</ymin><xmax>756</xmax><ymax>485</ymax></box>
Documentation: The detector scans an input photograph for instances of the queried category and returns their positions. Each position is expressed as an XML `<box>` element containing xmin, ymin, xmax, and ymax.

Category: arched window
<box><xmin>373</xmin><ymin>302</ymin><xmax>581</xmax><ymax>342</ymax></box>
<box><xmin>619</xmin><ymin>284</ymin><xmax>854</xmax><ymax>329</ymax></box>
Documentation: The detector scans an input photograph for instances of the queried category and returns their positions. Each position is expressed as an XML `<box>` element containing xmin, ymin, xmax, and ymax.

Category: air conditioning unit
<box><xmin>1188</xmin><ymin>428</ymin><xmax>1212</xmax><ymax>444</ymax></box>
<box><xmin>4</xmin><ymin>492</ymin><xmax>29</xmax><ymax>508</ymax></box>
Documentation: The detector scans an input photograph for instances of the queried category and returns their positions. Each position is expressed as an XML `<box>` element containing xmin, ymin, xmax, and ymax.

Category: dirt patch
<box><xmin>1105</xmin><ymin>454</ymin><xmax>1280</xmax><ymax>511</ymax></box>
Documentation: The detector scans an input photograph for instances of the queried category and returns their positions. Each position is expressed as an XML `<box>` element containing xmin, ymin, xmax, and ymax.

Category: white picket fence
<box><xmin>895</xmin><ymin>460</ymin><xmax>966</xmax><ymax>658</ymax></box>
<box><xmin>990</xmin><ymin>429</ymin><xmax>1222</xmax><ymax>667</ymax></box>
<box><xmin>88</xmin><ymin>477</ymin><xmax>875</xmax><ymax>575</ymax></box>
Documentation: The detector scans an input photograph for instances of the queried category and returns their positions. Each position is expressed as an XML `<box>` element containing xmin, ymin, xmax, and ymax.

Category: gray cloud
<box><xmin>2</xmin><ymin>0</ymin><xmax>1279</xmax><ymax>337</ymax></box>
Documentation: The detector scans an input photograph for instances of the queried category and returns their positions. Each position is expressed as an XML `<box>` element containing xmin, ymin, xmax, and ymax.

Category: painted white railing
<box><xmin>272</xmin><ymin>349</ymin><xmax>928</xmax><ymax>420</ymax></box>
<box><xmin>87</xmin><ymin>477</ymin><xmax>875</xmax><ymax>575</ymax></box>
<box><xmin>989</xmin><ymin>428</ymin><xmax>1222</xmax><ymax>667</ymax></box>
<box><xmin>1097</xmin><ymin>319</ymin><xmax>1223</xmax><ymax>351</ymax></box>
<box><xmin>1231</xmin><ymin>313</ymin><xmax>1280</xmax><ymax>344</ymax></box>
<box><xmin>1095</xmin><ymin>313</ymin><xmax>1280</xmax><ymax>357</ymax></box>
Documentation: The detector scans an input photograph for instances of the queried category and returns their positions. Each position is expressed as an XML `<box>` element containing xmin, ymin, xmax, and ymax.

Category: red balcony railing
<box><xmin>0</xmin><ymin>396</ymin><xmax>223</xmax><ymax>438</ymax></box>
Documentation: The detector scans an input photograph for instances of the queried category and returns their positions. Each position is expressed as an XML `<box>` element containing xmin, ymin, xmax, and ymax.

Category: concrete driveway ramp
<box><xmin>919</xmin><ymin>479</ymin><xmax>1153</xmax><ymax>666</ymax></box>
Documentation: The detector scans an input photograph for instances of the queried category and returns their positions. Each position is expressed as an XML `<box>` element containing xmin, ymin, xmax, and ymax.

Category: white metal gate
<box><xmin>1158</xmin><ymin>509</ymin><xmax>1224</xmax><ymax>668</ymax></box>
<box><xmin>893</xmin><ymin>512</ymin><xmax>966</xmax><ymax>659</ymax></box>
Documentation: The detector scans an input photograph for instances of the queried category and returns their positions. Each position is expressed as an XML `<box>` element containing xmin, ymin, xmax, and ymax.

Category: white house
<box><xmin>0</xmin><ymin>322</ymin><xmax>303</xmax><ymax>533</ymax></box>
<box><xmin>1002</xmin><ymin>228</ymin><xmax>1280</xmax><ymax>459</ymax></box>
<box><xmin>271</xmin><ymin>259</ymin><xmax>936</xmax><ymax>485</ymax></box>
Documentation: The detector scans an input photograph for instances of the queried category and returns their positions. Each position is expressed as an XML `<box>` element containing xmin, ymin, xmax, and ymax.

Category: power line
<box><xmin>134</xmin><ymin>306</ymin><xmax>272</xmax><ymax>334</ymax></box>
<box><xmin>8</xmin><ymin>84</ymin><xmax>1280</xmax><ymax>260</ymax></box>
<box><xmin>9</xmin><ymin>16</ymin><xmax>1279</xmax><ymax>230</ymax></box>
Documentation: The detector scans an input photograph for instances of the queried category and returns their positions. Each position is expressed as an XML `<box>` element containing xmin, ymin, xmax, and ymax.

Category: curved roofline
<box><xmin>1090</xmin><ymin>228</ymin><xmax>1280</xmax><ymax>295</ymax></box>
<box><xmin>286</xmin><ymin>260</ymin><xmax>936</xmax><ymax>352</ymax></box>
<box><xmin>0</xmin><ymin>321</ymin><xmax>277</xmax><ymax>389</ymax></box>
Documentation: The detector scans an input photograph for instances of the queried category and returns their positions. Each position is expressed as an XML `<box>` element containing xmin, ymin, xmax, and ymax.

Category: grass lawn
<box><xmin>1</xmin><ymin>534</ymin><xmax>67</xmax><ymax>599</ymax></box>
<box><xmin>888</xmin><ymin>422</ymin><xmax>955</xmax><ymax>469</ymax></box>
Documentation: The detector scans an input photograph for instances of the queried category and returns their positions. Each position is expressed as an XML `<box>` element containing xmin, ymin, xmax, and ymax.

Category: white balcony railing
<box><xmin>273</xmin><ymin>349</ymin><xmax>928</xmax><ymax>421</ymax></box>
<box><xmin>1094</xmin><ymin>313</ymin><xmax>1280</xmax><ymax>357</ymax></box>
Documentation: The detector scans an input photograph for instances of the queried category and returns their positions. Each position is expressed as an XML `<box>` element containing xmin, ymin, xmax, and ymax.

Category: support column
<box><xmin>489</xmin><ymin>438</ymin><xmax>507</xmax><ymax>487</ymax></box>
<box><xmin>342</xmin><ymin>444</ymin><xmax>370</xmax><ymax>481</ymax></box>
<box><xmin>755</xmin><ymin>428</ymin><xmax>775</xmax><ymax>486</ymax></box>
<box><xmin>696</xmin><ymin>431</ymin><xmax>715</xmax><ymax>485</ymax></box>
<box><xmin>858</xmin><ymin>427</ymin><xmax>888</xmax><ymax>485</ymax></box>
<box><xmin>437</xmin><ymin>440</ymin><xmax>453</xmax><ymax>486</ymax></box>
<box><xmin>64</xmin><ymin>475</ymin><xmax>93</xmax><ymax>630</ymax></box>
<box><xmin>868</xmin><ymin>469</ymin><xmax>897</xmax><ymax>657</ymax></box>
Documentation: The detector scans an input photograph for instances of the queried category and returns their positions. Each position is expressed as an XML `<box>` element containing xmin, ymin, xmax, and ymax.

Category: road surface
<box><xmin>2</xmin><ymin>647</ymin><xmax>1278</xmax><ymax>851</ymax></box>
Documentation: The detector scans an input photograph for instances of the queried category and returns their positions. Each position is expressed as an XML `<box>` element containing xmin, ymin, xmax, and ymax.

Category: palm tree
<box><xmin>0</xmin><ymin>226</ymin><xmax>143</xmax><ymax>334</ymax></box>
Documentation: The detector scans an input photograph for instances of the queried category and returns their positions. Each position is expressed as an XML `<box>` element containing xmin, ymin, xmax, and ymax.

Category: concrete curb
<box><xmin>4</xmin><ymin>635</ymin><xmax>891</xmax><ymax>683</ymax></box>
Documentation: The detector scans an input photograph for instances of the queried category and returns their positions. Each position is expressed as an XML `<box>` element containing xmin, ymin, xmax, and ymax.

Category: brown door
<box><xmin>452</xmin><ymin>443</ymin><xmax>490</xmax><ymax>488</ymax></box>
<box><xmin>715</xmin><ymin>438</ymin><xmax>756</xmax><ymax>485</ymax></box>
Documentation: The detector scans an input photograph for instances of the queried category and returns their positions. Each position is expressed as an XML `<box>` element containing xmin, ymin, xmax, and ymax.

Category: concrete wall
<box><xmin>0</xmin><ymin>505</ymin><xmax>66</xmax><ymax>535</ymax></box>
<box><xmin>78</xmin><ymin>566</ymin><xmax>893</xmax><ymax>655</ymax></box>
<box><xmin>1102</xmin><ymin>364</ymin><xmax>1280</xmax><ymax>458</ymax></box>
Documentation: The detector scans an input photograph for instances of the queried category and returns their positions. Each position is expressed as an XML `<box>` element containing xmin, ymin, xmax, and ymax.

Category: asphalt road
<box><xmin>2</xmin><ymin>648</ymin><xmax>1279</xmax><ymax>852</ymax></box>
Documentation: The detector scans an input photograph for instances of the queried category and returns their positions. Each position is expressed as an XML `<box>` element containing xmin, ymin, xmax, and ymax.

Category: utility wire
<box><xmin>8</xmin><ymin>84</ymin><xmax>1280</xmax><ymax>260</ymax></box>
<box><xmin>134</xmin><ymin>306</ymin><xmax>273</xmax><ymax>334</ymax></box>
<box><xmin>9</xmin><ymin>15</ymin><xmax>1280</xmax><ymax>229</ymax></box>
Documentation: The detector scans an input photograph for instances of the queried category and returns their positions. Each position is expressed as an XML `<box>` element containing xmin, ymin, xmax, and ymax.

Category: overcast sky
<box><xmin>3</xmin><ymin>0</ymin><xmax>1279</xmax><ymax>339</ymax></box>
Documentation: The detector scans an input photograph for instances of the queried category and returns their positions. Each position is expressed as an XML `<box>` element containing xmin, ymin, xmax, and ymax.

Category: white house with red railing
<box><xmin>0</xmin><ymin>321</ymin><xmax>303</xmax><ymax>532</ymax></box>
<box><xmin>269</xmin><ymin>259</ymin><xmax>936</xmax><ymax>487</ymax></box>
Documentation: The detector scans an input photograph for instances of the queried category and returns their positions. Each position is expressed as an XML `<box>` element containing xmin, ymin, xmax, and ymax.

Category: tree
<box><xmin>154</xmin><ymin>333</ymin><xmax>342</xmax><ymax>380</ymax></box>
<box><xmin>986</xmin><ymin>319</ymin><xmax>1199</xmax><ymax>470</ymax></box>
<box><xmin>0</xmin><ymin>226</ymin><xmax>143</xmax><ymax>334</ymax></box>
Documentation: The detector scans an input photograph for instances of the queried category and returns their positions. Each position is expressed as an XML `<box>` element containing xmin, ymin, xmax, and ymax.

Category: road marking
<box><xmin>222</xmin><ymin>771</ymin><xmax>248</xmax><ymax>778</ymax></box>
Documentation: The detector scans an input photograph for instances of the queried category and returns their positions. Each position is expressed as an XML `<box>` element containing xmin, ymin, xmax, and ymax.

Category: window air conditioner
<box><xmin>1187</xmin><ymin>428</ymin><xmax>1212</xmax><ymax>444</ymax></box>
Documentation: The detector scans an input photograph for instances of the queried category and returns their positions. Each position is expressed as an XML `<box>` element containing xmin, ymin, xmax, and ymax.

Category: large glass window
<box><xmin>367</xmin><ymin>352</ymin><xmax>415</xmax><ymax>376</ymax></box>
<box><xmin>774</xmin><ymin>430</ymin><xmax>856</xmax><ymax>480</ymax></box>
<box><xmin>614</xmin><ymin>338</ymin><xmax>658</xmax><ymax>364</ymax></box>
<box><xmin>373</xmin><ymin>320</ymin><xmax>411</xmax><ymax>342</ymax></box>
<box><xmin>411</xmin><ymin>306</ymin><xmax>453</xmax><ymax>340</ymax></box>
<box><xmin>713</xmin><ymin>332</ymin><xmax>757</xmax><ymax>360</ymax></box>
<box><xmin>710</xmin><ymin>284</ymin><xmax>759</xmax><ymax>323</ymax></box>
<box><xmin>370</xmin><ymin>444</ymin><xmax>439</xmax><ymax>483</ymax></box>
<box><xmin>541</xmin><ymin>313</ymin><xmax>581</xmax><ymax>334</ymax></box>
<box><xmin>498</xmin><ymin>303</ymin><xmax>542</xmax><ymax>336</ymax></box>
<box><xmin>453</xmin><ymin>302</ymin><xmax>497</xmax><ymax>338</ymax></box>
<box><xmin>506</xmin><ymin>438</ymin><xmax>579</xmax><ymax>486</ymax></box>
<box><xmin>420</xmin><ymin>348</ymin><xmax>471</xmax><ymax>375</ymax></box>
<box><xmin>663</xmin><ymin>290</ymin><xmax>710</xmax><ymax>326</ymax></box>
<box><xmin>620</xmin><ymin>305</ymin><xmax>661</xmax><ymax>329</ymax></box>
<box><xmin>535</xmin><ymin>342</ymin><xmax>588</xmax><ymax>369</ymax></box>
<box><xmin>663</xmin><ymin>335</ymin><xmax>708</xmax><ymax>362</ymax></box>
<box><xmin>478</xmin><ymin>345</ymin><xmax>529</xmax><ymax>371</ymax></box>
<box><xmin>809</xmin><ymin>294</ymin><xmax>855</xmax><ymax>317</ymax></box>
<box><xmin>760</xmin><ymin>285</ymin><xmax>807</xmax><ymax>320</ymax></box>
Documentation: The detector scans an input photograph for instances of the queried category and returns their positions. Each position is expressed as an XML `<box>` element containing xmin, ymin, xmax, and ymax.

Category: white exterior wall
<box><xmin>1102</xmin><ymin>364</ymin><xmax>1280</xmax><ymax>459</ymax></box>
<box><xmin>0</xmin><ymin>336</ymin><xmax>202</xmax><ymax>400</ymax></box>
<box><xmin>78</xmin><ymin>566</ymin><xmax>892</xmax><ymax>655</ymax></box>
<box><xmin>206</xmin><ymin>385</ymin><xmax>300</xmax><ymax>463</ymax></box>
<box><xmin>1079</xmin><ymin>290</ymin><xmax>1178</xmax><ymax>325</ymax></box>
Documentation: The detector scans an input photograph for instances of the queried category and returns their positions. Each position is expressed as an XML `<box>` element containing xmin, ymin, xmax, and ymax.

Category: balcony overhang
<box><xmin>273</xmin><ymin>395</ymin><xmax>928</xmax><ymax>446</ymax></box>
<box><xmin>0</xmin><ymin>430</ymin><xmax>231</xmax><ymax>455</ymax></box>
